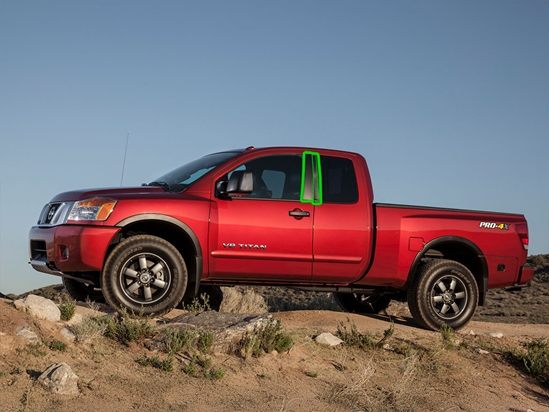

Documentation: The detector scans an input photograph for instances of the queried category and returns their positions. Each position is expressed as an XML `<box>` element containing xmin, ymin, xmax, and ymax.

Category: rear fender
<box><xmin>406</xmin><ymin>236</ymin><xmax>488</xmax><ymax>306</ymax></box>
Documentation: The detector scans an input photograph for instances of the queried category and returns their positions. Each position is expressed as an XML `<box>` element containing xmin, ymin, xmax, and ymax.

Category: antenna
<box><xmin>120</xmin><ymin>133</ymin><xmax>130</xmax><ymax>186</ymax></box>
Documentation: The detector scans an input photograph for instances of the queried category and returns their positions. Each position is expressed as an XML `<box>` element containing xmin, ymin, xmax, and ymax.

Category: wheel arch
<box><xmin>113</xmin><ymin>214</ymin><xmax>203</xmax><ymax>299</ymax></box>
<box><xmin>406</xmin><ymin>236</ymin><xmax>488</xmax><ymax>306</ymax></box>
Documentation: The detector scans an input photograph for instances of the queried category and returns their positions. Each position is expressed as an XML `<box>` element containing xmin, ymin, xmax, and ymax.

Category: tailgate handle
<box><xmin>289</xmin><ymin>209</ymin><xmax>310</xmax><ymax>219</ymax></box>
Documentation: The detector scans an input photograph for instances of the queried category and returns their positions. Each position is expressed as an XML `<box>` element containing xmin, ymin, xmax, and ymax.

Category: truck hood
<box><xmin>50</xmin><ymin>186</ymin><xmax>173</xmax><ymax>202</ymax></box>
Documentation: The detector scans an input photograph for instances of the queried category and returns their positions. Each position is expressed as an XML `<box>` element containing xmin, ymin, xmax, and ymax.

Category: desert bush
<box><xmin>162</xmin><ymin>327</ymin><xmax>197</xmax><ymax>356</ymax></box>
<box><xmin>17</xmin><ymin>342</ymin><xmax>47</xmax><ymax>357</ymax></box>
<box><xmin>70</xmin><ymin>315</ymin><xmax>107</xmax><ymax>343</ymax></box>
<box><xmin>59</xmin><ymin>298</ymin><xmax>77</xmax><ymax>321</ymax></box>
<box><xmin>440</xmin><ymin>325</ymin><xmax>456</xmax><ymax>349</ymax></box>
<box><xmin>203</xmin><ymin>366</ymin><xmax>226</xmax><ymax>380</ymax></box>
<box><xmin>336</xmin><ymin>320</ymin><xmax>395</xmax><ymax>350</ymax></box>
<box><xmin>238</xmin><ymin>320</ymin><xmax>293</xmax><ymax>358</ymax></box>
<box><xmin>138</xmin><ymin>355</ymin><xmax>174</xmax><ymax>372</ymax></box>
<box><xmin>48</xmin><ymin>340</ymin><xmax>68</xmax><ymax>352</ymax></box>
<box><xmin>182</xmin><ymin>354</ymin><xmax>225</xmax><ymax>380</ymax></box>
<box><xmin>197</xmin><ymin>331</ymin><xmax>214</xmax><ymax>354</ymax></box>
<box><xmin>184</xmin><ymin>293</ymin><xmax>211</xmax><ymax>313</ymax></box>
<box><xmin>517</xmin><ymin>339</ymin><xmax>549</xmax><ymax>386</ymax></box>
<box><xmin>104</xmin><ymin>309</ymin><xmax>157</xmax><ymax>345</ymax></box>
<box><xmin>336</xmin><ymin>320</ymin><xmax>377</xmax><ymax>350</ymax></box>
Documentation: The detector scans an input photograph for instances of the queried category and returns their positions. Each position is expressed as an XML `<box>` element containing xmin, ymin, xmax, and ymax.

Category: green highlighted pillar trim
<box><xmin>300</xmin><ymin>151</ymin><xmax>323</xmax><ymax>205</ymax></box>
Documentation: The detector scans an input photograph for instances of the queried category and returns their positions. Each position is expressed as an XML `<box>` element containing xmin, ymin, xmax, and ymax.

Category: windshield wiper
<box><xmin>146</xmin><ymin>181</ymin><xmax>171</xmax><ymax>190</ymax></box>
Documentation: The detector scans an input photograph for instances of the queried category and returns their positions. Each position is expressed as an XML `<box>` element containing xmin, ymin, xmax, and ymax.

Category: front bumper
<box><xmin>29</xmin><ymin>225</ymin><xmax>120</xmax><ymax>276</ymax></box>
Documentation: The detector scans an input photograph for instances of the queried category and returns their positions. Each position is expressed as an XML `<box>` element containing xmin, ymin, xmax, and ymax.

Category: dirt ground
<box><xmin>2</xmin><ymin>255</ymin><xmax>547</xmax><ymax>411</ymax></box>
<box><xmin>1</xmin><ymin>299</ymin><xmax>548</xmax><ymax>412</ymax></box>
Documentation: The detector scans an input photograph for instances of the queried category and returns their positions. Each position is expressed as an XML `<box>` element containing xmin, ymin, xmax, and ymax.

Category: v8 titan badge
<box><xmin>479</xmin><ymin>222</ymin><xmax>510</xmax><ymax>230</ymax></box>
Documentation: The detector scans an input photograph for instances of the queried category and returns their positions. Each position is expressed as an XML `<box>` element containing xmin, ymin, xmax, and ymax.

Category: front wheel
<box><xmin>101</xmin><ymin>235</ymin><xmax>188</xmax><ymax>316</ymax></box>
<box><xmin>334</xmin><ymin>293</ymin><xmax>392</xmax><ymax>314</ymax></box>
<box><xmin>407</xmin><ymin>259</ymin><xmax>478</xmax><ymax>331</ymax></box>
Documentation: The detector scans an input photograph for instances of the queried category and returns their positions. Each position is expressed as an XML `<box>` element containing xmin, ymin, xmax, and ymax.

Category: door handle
<box><xmin>289</xmin><ymin>209</ymin><xmax>310</xmax><ymax>219</ymax></box>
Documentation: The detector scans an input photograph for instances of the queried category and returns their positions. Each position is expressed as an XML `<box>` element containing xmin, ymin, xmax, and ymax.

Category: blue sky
<box><xmin>1</xmin><ymin>1</ymin><xmax>547</xmax><ymax>294</ymax></box>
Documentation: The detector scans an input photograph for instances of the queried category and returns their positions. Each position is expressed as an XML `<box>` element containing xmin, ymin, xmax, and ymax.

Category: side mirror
<box><xmin>225</xmin><ymin>171</ymin><xmax>253</xmax><ymax>196</ymax></box>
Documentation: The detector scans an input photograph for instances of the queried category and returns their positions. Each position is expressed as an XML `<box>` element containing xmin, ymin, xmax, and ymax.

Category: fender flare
<box><xmin>115</xmin><ymin>214</ymin><xmax>203</xmax><ymax>297</ymax></box>
<box><xmin>405</xmin><ymin>236</ymin><xmax>488</xmax><ymax>305</ymax></box>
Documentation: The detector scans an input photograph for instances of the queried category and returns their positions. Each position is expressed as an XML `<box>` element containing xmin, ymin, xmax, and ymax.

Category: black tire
<box><xmin>101</xmin><ymin>235</ymin><xmax>188</xmax><ymax>317</ymax></box>
<box><xmin>407</xmin><ymin>259</ymin><xmax>478</xmax><ymax>331</ymax></box>
<box><xmin>62</xmin><ymin>278</ymin><xmax>105</xmax><ymax>303</ymax></box>
<box><xmin>334</xmin><ymin>292</ymin><xmax>392</xmax><ymax>314</ymax></box>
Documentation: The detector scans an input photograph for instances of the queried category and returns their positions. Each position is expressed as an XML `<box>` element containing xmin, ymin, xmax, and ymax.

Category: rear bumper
<box><xmin>29</xmin><ymin>225</ymin><xmax>120</xmax><ymax>275</ymax></box>
<box><xmin>517</xmin><ymin>266</ymin><xmax>534</xmax><ymax>285</ymax></box>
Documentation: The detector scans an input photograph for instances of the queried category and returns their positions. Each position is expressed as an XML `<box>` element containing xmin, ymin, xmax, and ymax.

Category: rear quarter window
<box><xmin>321</xmin><ymin>156</ymin><xmax>358</xmax><ymax>204</ymax></box>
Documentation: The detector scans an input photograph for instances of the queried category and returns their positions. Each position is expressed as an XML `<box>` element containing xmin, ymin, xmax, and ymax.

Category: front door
<box><xmin>209</xmin><ymin>153</ymin><xmax>314</xmax><ymax>281</ymax></box>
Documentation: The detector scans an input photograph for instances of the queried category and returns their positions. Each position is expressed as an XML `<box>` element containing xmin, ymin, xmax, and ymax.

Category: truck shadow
<box><xmin>362</xmin><ymin>312</ymin><xmax>419</xmax><ymax>329</ymax></box>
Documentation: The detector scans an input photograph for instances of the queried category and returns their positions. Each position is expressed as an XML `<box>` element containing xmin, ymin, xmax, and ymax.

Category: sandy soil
<box><xmin>1</xmin><ymin>299</ymin><xmax>548</xmax><ymax>412</ymax></box>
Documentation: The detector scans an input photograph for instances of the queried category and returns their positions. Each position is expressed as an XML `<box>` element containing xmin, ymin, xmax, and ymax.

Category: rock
<box><xmin>476</xmin><ymin>348</ymin><xmax>490</xmax><ymax>355</ymax></box>
<box><xmin>14</xmin><ymin>294</ymin><xmax>61</xmax><ymax>322</ymax></box>
<box><xmin>315</xmin><ymin>332</ymin><xmax>343</xmax><ymax>347</ymax></box>
<box><xmin>15</xmin><ymin>324</ymin><xmax>40</xmax><ymax>343</ymax></box>
<box><xmin>60</xmin><ymin>327</ymin><xmax>76</xmax><ymax>342</ymax></box>
<box><xmin>38</xmin><ymin>362</ymin><xmax>79</xmax><ymax>396</ymax></box>
<box><xmin>148</xmin><ymin>311</ymin><xmax>273</xmax><ymax>352</ymax></box>
<box><xmin>488</xmin><ymin>332</ymin><xmax>504</xmax><ymax>338</ymax></box>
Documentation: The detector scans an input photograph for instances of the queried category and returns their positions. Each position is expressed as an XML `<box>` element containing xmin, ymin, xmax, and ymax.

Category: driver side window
<box><xmin>229</xmin><ymin>155</ymin><xmax>302</xmax><ymax>200</ymax></box>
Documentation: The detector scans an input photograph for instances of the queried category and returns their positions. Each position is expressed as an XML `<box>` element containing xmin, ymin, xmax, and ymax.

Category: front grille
<box><xmin>37</xmin><ymin>202</ymin><xmax>72</xmax><ymax>226</ymax></box>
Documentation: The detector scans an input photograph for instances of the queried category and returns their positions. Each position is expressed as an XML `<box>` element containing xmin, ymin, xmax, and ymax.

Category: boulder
<box><xmin>14</xmin><ymin>294</ymin><xmax>61</xmax><ymax>322</ymax></box>
<box><xmin>315</xmin><ymin>332</ymin><xmax>343</xmax><ymax>347</ymax></box>
<box><xmin>15</xmin><ymin>324</ymin><xmax>40</xmax><ymax>343</ymax></box>
<box><xmin>38</xmin><ymin>362</ymin><xmax>79</xmax><ymax>396</ymax></box>
<box><xmin>147</xmin><ymin>311</ymin><xmax>272</xmax><ymax>351</ymax></box>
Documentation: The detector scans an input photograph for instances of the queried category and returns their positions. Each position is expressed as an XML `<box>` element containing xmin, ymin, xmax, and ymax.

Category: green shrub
<box><xmin>138</xmin><ymin>355</ymin><xmax>174</xmax><ymax>372</ymax></box>
<box><xmin>197</xmin><ymin>331</ymin><xmax>214</xmax><ymax>354</ymax></box>
<box><xmin>163</xmin><ymin>327</ymin><xmax>197</xmax><ymax>356</ymax></box>
<box><xmin>70</xmin><ymin>315</ymin><xmax>107</xmax><ymax>342</ymax></box>
<box><xmin>336</xmin><ymin>320</ymin><xmax>377</xmax><ymax>350</ymax></box>
<box><xmin>182</xmin><ymin>355</ymin><xmax>224</xmax><ymax>380</ymax></box>
<box><xmin>195</xmin><ymin>354</ymin><xmax>212</xmax><ymax>369</ymax></box>
<box><xmin>17</xmin><ymin>343</ymin><xmax>47</xmax><ymax>357</ymax></box>
<box><xmin>440</xmin><ymin>324</ymin><xmax>456</xmax><ymax>349</ymax></box>
<box><xmin>184</xmin><ymin>293</ymin><xmax>211</xmax><ymax>313</ymax></box>
<box><xmin>48</xmin><ymin>340</ymin><xmax>68</xmax><ymax>352</ymax></box>
<box><xmin>182</xmin><ymin>358</ymin><xmax>197</xmax><ymax>376</ymax></box>
<box><xmin>104</xmin><ymin>309</ymin><xmax>157</xmax><ymax>345</ymax></box>
<box><xmin>204</xmin><ymin>366</ymin><xmax>225</xmax><ymax>380</ymax></box>
<box><xmin>239</xmin><ymin>320</ymin><xmax>293</xmax><ymax>358</ymax></box>
<box><xmin>518</xmin><ymin>339</ymin><xmax>549</xmax><ymax>385</ymax></box>
<box><xmin>59</xmin><ymin>299</ymin><xmax>77</xmax><ymax>321</ymax></box>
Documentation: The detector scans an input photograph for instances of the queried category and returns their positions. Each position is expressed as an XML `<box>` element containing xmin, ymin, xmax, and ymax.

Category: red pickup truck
<box><xmin>29</xmin><ymin>146</ymin><xmax>533</xmax><ymax>330</ymax></box>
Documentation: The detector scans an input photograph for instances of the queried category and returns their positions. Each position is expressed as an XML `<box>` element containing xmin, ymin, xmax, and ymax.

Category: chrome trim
<box><xmin>29</xmin><ymin>260</ymin><xmax>65</xmax><ymax>277</ymax></box>
<box><xmin>37</xmin><ymin>202</ymin><xmax>74</xmax><ymax>226</ymax></box>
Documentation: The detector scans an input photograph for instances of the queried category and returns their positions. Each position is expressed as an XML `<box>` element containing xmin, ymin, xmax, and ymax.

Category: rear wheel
<box><xmin>62</xmin><ymin>278</ymin><xmax>105</xmax><ymax>303</ymax></box>
<box><xmin>334</xmin><ymin>293</ymin><xmax>392</xmax><ymax>314</ymax></box>
<box><xmin>101</xmin><ymin>235</ymin><xmax>188</xmax><ymax>316</ymax></box>
<box><xmin>407</xmin><ymin>259</ymin><xmax>478</xmax><ymax>331</ymax></box>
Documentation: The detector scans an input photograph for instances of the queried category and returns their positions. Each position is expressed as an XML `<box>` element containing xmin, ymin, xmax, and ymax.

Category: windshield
<box><xmin>148</xmin><ymin>151</ymin><xmax>242</xmax><ymax>192</ymax></box>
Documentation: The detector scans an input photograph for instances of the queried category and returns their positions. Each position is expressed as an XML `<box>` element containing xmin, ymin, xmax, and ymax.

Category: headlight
<box><xmin>68</xmin><ymin>198</ymin><xmax>117</xmax><ymax>221</ymax></box>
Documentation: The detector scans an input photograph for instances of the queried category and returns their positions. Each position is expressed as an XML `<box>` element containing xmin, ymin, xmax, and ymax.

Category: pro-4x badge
<box><xmin>479</xmin><ymin>222</ymin><xmax>510</xmax><ymax>230</ymax></box>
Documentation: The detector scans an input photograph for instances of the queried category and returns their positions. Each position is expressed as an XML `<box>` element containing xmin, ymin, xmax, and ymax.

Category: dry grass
<box><xmin>219</xmin><ymin>287</ymin><xmax>268</xmax><ymax>314</ymax></box>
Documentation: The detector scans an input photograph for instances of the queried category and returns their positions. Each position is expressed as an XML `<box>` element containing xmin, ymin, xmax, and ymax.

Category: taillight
<box><xmin>515</xmin><ymin>223</ymin><xmax>529</xmax><ymax>251</ymax></box>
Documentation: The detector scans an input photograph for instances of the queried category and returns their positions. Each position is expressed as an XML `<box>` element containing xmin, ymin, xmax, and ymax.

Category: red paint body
<box><xmin>28</xmin><ymin>147</ymin><xmax>533</xmax><ymax>302</ymax></box>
